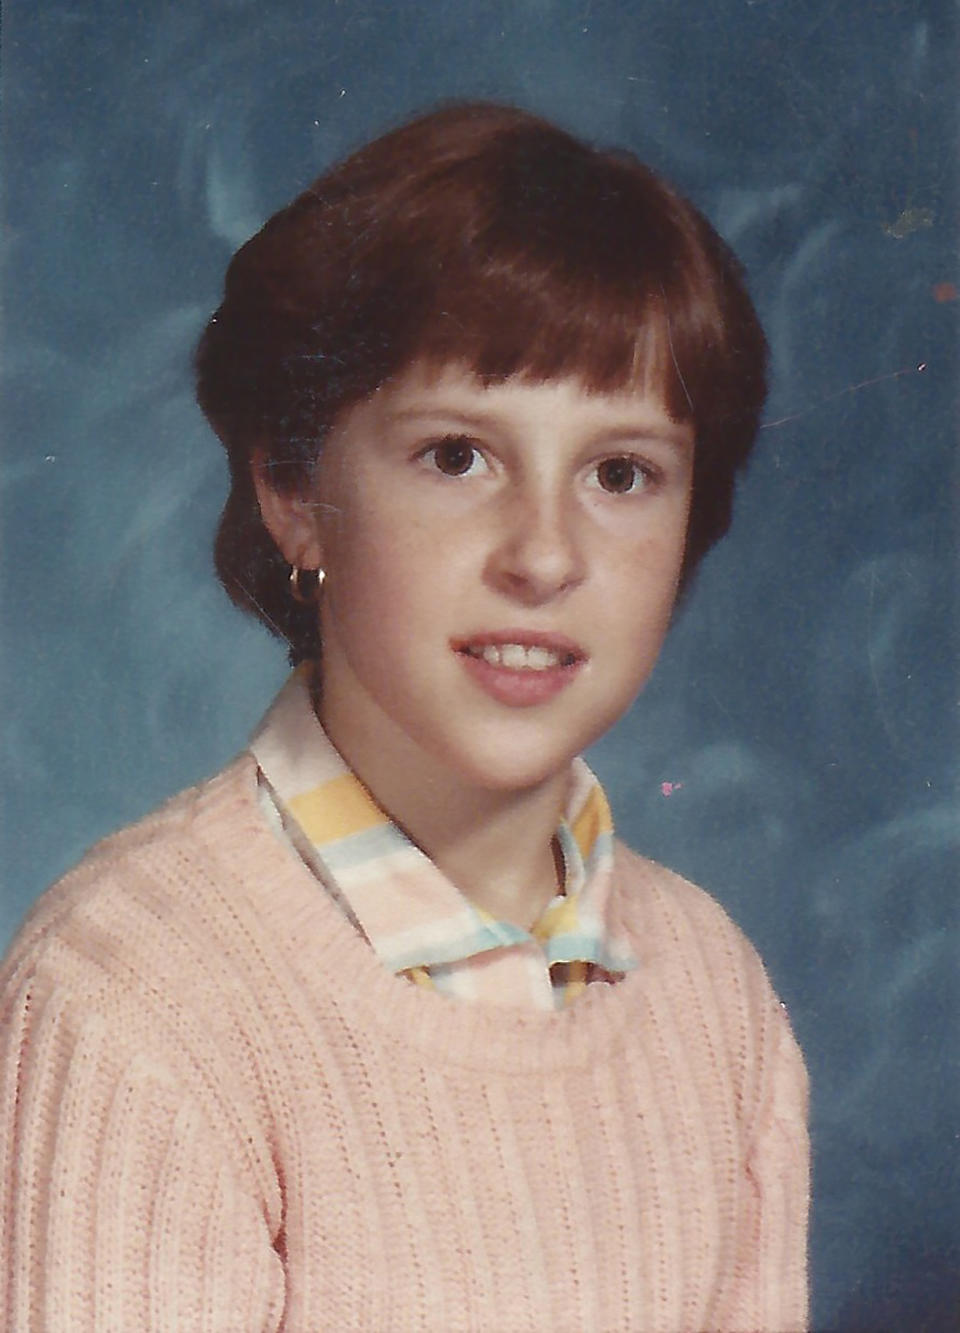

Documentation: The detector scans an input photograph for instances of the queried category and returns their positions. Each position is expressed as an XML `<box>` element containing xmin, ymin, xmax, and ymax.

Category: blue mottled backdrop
<box><xmin>2</xmin><ymin>2</ymin><xmax>956</xmax><ymax>1327</ymax></box>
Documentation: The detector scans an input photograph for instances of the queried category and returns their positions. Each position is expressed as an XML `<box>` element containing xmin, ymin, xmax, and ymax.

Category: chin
<box><xmin>438</xmin><ymin>732</ymin><xmax>585</xmax><ymax>794</ymax></box>
<box><xmin>462</xmin><ymin>763</ymin><xmax>573</xmax><ymax>795</ymax></box>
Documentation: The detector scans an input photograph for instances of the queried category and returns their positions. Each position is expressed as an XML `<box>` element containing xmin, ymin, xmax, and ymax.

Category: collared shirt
<box><xmin>249</xmin><ymin>668</ymin><xmax>637</xmax><ymax>1010</ymax></box>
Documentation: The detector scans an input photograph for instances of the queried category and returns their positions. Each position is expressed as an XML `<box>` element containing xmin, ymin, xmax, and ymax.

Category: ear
<box><xmin>251</xmin><ymin>451</ymin><xmax>324</xmax><ymax>571</ymax></box>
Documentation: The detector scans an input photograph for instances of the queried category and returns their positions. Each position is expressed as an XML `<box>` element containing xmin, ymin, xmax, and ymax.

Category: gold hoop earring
<box><xmin>289</xmin><ymin>566</ymin><xmax>325</xmax><ymax>605</ymax></box>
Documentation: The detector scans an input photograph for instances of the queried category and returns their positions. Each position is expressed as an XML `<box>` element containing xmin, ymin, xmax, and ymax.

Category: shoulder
<box><xmin>0</xmin><ymin>754</ymin><xmax>272</xmax><ymax>1021</ymax></box>
<box><xmin>0</xmin><ymin>755</ymin><xmax>290</xmax><ymax>1244</ymax></box>
<box><xmin>612</xmin><ymin>841</ymin><xmax>808</xmax><ymax>1124</ymax></box>
<box><xmin>0</xmin><ymin>753</ymin><xmax>300</xmax><ymax>1141</ymax></box>
<box><xmin>613</xmin><ymin>839</ymin><xmax>776</xmax><ymax>991</ymax></box>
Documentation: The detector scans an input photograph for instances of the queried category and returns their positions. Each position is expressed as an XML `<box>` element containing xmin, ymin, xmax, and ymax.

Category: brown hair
<box><xmin>196</xmin><ymin>101</ymin><xmax>767</xmax><ymax>663</ymax></box>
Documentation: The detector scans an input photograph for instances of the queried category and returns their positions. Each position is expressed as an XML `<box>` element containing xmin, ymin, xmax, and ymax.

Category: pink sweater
<box><xmin>1</xmin><ymin>757</ymin><xmax>809</xmax><ymax>1332</ymax></box>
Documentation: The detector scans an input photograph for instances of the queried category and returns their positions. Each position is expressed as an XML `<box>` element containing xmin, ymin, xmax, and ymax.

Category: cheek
<box><xmin>324</xmin><ymin>516</ymin><xmax>437</xmax><ymax>644</ymax></box>
<box><xmin>603</xmin><ymin>529</ymin><xmax>685</xmax><ymax>658</ymax></box>
<box><xmin>615</xmin><ymin>518</ymin><xmax>688</xmax><ymax>597</ymax></box>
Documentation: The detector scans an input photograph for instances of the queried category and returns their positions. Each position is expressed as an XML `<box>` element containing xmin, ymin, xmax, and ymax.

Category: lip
<box><xmin>451</xmin><ymin>629</ymin><xmax>587</xmax><ymax>708</ymax></box>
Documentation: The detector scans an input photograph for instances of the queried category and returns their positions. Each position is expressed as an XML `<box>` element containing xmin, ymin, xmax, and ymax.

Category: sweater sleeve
<box><xmin>1</xmin><ymin>972</ymin><xmax>286</xmax><ymax>1332</ymax></box>
<box><xmin>713</xmin><ymin>1000</ymin><xmax>811</xmax><ymax>1333</ymax></box>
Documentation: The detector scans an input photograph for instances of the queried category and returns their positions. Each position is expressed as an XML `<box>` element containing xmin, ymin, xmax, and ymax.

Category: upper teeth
<box><xmin>470</xmin><ymin>643</ymin><xmax>566</xmax><ymax>670</ymax></box>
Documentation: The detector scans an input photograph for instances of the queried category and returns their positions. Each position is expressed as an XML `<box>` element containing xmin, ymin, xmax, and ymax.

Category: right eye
<box><xmin>421</xmin><ymin>435</ymin><xmax>489</xmax><ymax>477</ymax></box>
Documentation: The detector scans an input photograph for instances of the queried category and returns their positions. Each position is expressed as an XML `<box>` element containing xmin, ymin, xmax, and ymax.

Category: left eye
<box><xmin>423</xmin><ymin>435</ymin><xmax>488</xmax><ymax>477</ymax></box>
<box><xmin>591</xmin><ymin>457</ymin><xmax>652</xmax><ymax>494</ymax></box>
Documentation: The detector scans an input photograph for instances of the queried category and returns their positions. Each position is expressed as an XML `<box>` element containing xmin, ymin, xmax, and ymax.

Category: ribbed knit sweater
<box><xmin>1</xmin><ymin>756</ymin><xmax>809</xmax><ymax>1332</ymax></box>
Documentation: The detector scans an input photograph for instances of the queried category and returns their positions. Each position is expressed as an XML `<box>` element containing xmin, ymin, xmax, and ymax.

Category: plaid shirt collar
<box><xmin>250</xmin><ymin>668</ymin><xmax>637</xmax><ymax>984</ymax></box>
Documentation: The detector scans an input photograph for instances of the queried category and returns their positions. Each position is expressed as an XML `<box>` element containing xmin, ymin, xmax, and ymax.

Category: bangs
<box><xmin>356</xmin><ymin>133</ymin><xmax>730</xmax><ymax>427</ymax></box>
<box><xmin>409</xmin><ymin>261</ymin><xmax>684</xmax><ymax>417</ymax></box>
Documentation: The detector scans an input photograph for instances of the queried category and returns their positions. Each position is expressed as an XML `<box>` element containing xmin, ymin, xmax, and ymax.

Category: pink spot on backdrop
<box><xmin>660</xmin><ymin>781</ymin><xmax>684</xmax><ymax>797</ymax></box>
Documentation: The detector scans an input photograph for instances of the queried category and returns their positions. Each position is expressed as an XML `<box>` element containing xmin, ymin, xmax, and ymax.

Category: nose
<box><xmin>486</xmin><ymin>481</ymin><xmax>586</xmax><ymax>604</ymax></box>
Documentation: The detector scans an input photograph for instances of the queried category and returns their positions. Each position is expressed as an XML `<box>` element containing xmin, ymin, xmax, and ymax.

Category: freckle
<box><xmin>932</xmin><ymin>282</ymin><xmax>957</xmax><ymax>303</ymax></box>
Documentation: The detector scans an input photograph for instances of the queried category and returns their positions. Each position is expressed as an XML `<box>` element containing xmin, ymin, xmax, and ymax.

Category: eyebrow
<box><xmin>386</xmin><ymin>406</ymin><xmax>495</xmax><ymax>431</ymax></box>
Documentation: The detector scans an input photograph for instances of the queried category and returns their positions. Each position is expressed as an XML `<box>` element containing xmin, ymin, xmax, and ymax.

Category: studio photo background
<box><xmin>2</xmin><ymin>2</ymin><xmax>956</xmax><ymax>1328</ymax></box>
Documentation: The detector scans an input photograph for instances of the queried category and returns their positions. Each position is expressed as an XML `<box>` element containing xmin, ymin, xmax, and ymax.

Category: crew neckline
<box><xmin>192</xmin><ymin>755</ymin><xmax>665</xmax><ymax>1077</ymax></box>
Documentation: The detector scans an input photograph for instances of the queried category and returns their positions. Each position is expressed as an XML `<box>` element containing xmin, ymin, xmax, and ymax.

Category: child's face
<box><xmin>279</xmin><ymin>361</ymin><xmax>693</xmax><ymax>794</ymax></box>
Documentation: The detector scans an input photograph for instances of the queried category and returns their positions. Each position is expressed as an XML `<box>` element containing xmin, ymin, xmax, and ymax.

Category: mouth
<box><xmin>452</xmin><ymin>632</ymin><xmax>586</xmax><ymax>672</ymax></box>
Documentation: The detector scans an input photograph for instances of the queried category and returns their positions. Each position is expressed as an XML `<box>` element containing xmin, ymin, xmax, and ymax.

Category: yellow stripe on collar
<box><xmin>570</xmin><ymin>782</ymin><xmax>613</xmax><ymax>861</ymax></box>
<box><xmin>288</xmin><ymin>774</ymin><xmax>388</xmax><ymax>844</ymax></box>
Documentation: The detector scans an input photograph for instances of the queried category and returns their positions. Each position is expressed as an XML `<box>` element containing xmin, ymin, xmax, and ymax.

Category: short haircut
<box><xmin>196</xmin><ymin>101</ymin><xmax>767</xmax><ymax>663</ymax></box>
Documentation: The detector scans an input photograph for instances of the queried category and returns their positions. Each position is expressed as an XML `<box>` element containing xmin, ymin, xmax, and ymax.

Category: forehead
<box><xmin>345</xmin><ymin>360</ymin><xmax>693</xmax><ymax>445</ymax></box>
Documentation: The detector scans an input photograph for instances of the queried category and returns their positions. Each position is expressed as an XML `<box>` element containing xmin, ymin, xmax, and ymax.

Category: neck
<box><xmin>401</xmin><ymin>779</ymin><xmax>569</xmax><ymax>930</ymax></box>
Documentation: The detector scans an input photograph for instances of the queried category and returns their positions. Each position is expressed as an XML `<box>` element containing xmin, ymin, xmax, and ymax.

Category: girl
<box><xmin>1</xmin><ymin>102</ymin><xmax>808</xmax><ymax>1331</ymax></box>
